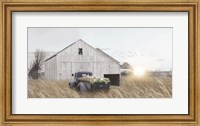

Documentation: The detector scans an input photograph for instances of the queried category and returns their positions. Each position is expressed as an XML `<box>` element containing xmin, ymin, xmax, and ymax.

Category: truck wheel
<box><xmin>79</xmin><ymin>82</ymin><xmax>88</xmax><ymax>92</ymax></box>
<box><xmin>84</xmin><ymin>82</ymin><xmax>91</xmax><ymax>90</ymax></box>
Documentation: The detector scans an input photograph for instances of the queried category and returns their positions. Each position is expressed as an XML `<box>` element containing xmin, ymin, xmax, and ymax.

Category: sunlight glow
<box><xmin>134</xmin><ymin>67</ymin><xmax>145</xmax><ymax>77</ymax></box>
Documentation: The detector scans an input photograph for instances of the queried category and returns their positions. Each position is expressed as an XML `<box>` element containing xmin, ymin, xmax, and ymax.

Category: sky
<box><xmin>28</xmin><ymin>27</ymin><xmax>172</xmax><ymax>71</ymax></box>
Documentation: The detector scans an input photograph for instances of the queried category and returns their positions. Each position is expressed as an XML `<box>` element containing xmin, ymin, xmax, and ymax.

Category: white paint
<box><xmin>12</xmin><ymin>12</ymin><xmax>188</xmax><ymax>114</ymax></box>
<box><xmin>45</xmin><ymin>39</ymin><xmax>120</xmax><ymax>80</ymax></box>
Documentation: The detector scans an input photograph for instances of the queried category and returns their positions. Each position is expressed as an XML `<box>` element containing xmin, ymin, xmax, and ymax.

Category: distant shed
<box><xmin>44</xmin><ymin>39</ymin><xmax>121</xmax><ymax>85</ymax></box>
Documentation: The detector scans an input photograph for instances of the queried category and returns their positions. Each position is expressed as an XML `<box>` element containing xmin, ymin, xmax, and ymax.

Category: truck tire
<box><xmin>84</xmin><ymin>82</ymin><xmax>91</xmax><ymax>90</ymax></box>
<box><xmin>79</xmin><ymin>82</ymin><xmax>88</xmax><ymax>92</ymax></box>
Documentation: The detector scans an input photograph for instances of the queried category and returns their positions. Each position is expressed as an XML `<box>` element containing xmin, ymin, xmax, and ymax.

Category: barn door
<box><xmin>71</xmin><ymin>62</ymin><xmax>92</xmax><ymax>74</ymax></box>
<box><xmin>104</xmin><ymin>74</ymin><xmax>120</xmax><ymax>86</ymax></box>
<box><xmin>81</xmin><ymin>62</ymin><xmax>92</xmax><ymax>72</ymax></box>
<box><xmin>59</xmin><ymin>62</ymin><xmax>72</xmax><ymax>80</ymax></box>
<box><xmin>65</xmin><ymin>62</ymin><xmax>72</xmax><ymax>80</ymax></box>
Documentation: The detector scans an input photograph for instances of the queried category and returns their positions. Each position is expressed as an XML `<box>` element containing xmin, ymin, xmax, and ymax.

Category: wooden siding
<box><xmin>45</xmin><ymin>40</ymin><xmax>120</xmax><ymax>80</ymax></box>
<box><xmin>44</xmin><ymin>56</ymin><xmax>57</xmax><ymax>80</ymax></box>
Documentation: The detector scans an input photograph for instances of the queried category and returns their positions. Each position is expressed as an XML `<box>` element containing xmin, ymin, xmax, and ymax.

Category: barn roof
<box><xmin>44</xmin><ymin>40</ymin><xmax>78</xmax><ymax>62</ymax></box>
<box><xmin>96</xmin><ymin>48</ymin><xmax>119</xmax><ymax>64</ymax></box>
<box><xmin>44</xmin><ymin>39</ymin><xmax>120</xmax><ymax>64</ymax></box>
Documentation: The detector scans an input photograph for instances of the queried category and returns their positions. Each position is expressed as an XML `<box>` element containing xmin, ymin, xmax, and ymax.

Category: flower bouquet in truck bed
<box><xmin>78</xmin><ymin>76</ymin><xmax>110</xmax><ymax>85</ymax></box>
<box><xmin>69</xmin><ymin>72</ymin><xmax>110</xmax><ymax>91</ymax></box>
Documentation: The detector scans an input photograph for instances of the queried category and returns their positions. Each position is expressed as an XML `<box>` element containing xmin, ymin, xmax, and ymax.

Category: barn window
<box><xmin>78</xmin><ymin>48</ymin><xmax>83</xmax><ymax>55</ymax></box>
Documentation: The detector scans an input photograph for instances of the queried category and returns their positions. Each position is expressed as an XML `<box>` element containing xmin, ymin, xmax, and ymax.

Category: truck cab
<box><xmin>69</xmin><ymin>72</ymin><xmax>93</xmax><ymax>88</ymax></box>
<box><xmin>73</xmin><ymin>72</ymin><xmax>92</xmax><ymax>80</ymax></box>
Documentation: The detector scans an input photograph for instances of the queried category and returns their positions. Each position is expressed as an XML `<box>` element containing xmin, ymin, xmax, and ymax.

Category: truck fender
<box><xmin>69</xmin><ymin>82</ymin><xmax>76</xmax><ymax>88</ymax></box>
<box><xmin>79</xmin><ymin>82</ymin><xmax>88</xmax><ymax>92</ymax></box>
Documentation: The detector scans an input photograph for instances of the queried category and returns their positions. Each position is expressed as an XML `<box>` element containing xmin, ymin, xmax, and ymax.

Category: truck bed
<box><xmin>78</xmin><ymin>76</ymin><xmax>110</xmax><ymax>85</ymax></box>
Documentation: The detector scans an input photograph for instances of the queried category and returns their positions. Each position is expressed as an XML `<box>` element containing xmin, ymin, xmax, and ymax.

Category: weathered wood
<box><xmin>45</xmin><ymin>39</ymin><xmax>121</xmax><ymax>80</ymax></box>
<box><xmin>44</xmin><ymin>56</ymin><xmax>57</xmax><ymax>80</ymax></box>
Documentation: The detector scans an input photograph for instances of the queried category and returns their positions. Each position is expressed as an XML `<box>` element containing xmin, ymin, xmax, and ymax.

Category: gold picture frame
<box><xmin>0</xmin><ymin>0</ymin><xmax>199</xmax><ymax>125</ymax></box>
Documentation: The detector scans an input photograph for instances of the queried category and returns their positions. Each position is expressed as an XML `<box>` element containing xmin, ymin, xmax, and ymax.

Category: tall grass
<box><xmin>28</xmin><ymin>75</ymin><xmax>172</xmax><ymax>98</ymax></box>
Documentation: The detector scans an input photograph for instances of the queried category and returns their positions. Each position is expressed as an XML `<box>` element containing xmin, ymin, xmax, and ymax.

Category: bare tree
<box><xmin>28</xmin><ymin>49</ymin><xmax>46</xmax><ymax>79</ymax></box>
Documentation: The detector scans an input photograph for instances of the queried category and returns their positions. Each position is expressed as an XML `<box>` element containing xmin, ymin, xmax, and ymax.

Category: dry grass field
<box><xmin>28</xmin><ymin>75</ymin><xmax>172</xmax><ymax>98</ymax></box>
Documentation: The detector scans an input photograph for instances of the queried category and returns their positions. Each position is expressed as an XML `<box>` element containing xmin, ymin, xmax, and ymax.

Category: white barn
<box><xmin>44</xmin><ymin>39</ymin><xmax>121</xmax><ymax>85</ymax></box>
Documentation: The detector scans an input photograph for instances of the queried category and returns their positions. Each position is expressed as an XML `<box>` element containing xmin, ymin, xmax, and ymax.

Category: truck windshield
<box><xmin>77</xmin><ymin>72</ymin><xmax>92</xmax><ymax>77</ymax></box>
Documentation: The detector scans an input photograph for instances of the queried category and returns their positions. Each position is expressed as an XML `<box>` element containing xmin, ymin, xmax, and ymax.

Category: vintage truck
<box><xmin>69</xmin><ymin>72</ymin><xmax>110</xmax><ymax>91</ymax></box>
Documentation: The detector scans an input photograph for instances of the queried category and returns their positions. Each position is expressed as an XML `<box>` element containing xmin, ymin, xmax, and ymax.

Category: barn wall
<box><xmin>48</xmin><ymin>40</ymin><xmax>120</xmax><ymax>80</ymax></box>
<box><xmin>44</xmin><ymin>56</ymin><xmax>57</xmax><ymax>80</ymax></box>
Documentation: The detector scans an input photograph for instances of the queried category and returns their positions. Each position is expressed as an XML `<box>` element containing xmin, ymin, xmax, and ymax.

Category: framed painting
<box><xmin>0</xmin><ymin>0</ymin><xmax>199</xmax><ymax>125</ymax></box>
